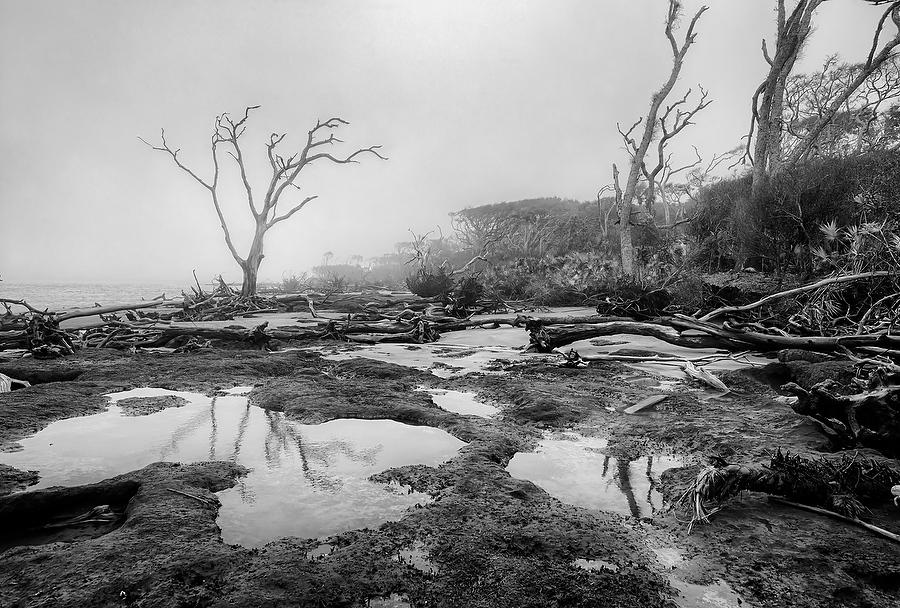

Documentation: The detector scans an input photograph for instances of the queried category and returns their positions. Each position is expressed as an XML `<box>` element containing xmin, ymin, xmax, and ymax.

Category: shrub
<box><xmin>690</xmin><ymin>149</ymin><xmax>900</xmax><ymax>274</ymax></box>
<box><xmin>279</xmin><ymin>272</ymin><xmax>308</xmax><ymax>293</ymax></box>
<box><xmin>406</xmin><ymin>268</ymin><xmax>455</xmax><ymax>298</ymax></box>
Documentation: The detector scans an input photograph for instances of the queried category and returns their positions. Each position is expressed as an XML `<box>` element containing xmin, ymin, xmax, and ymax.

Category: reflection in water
<box><xmin>0</xmin><ymin>388</ymin><xmax>466</xmax><ymax>547</ymax></box>
<box><xmin>505</xmin><ymin>433</ymin><xmax>683</xmax><ymax>518</ymax></box>
<box><xmin>416</xmin><ymin>388</ymin><xmax>500</xmax><ymax>418</ymax></box>
<box><xmin>209</xmin><ymin>396</ymin><xmax>218</xmax><ymax>460</ymax></box>
<box><xmin>322</xmin><ymin>328</ymin><xmax>529</xmax><ymax>377</ymax></box>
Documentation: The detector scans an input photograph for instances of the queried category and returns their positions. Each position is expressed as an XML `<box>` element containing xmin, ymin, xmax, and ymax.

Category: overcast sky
<box><xmin>0</xmin><ymin>0</ymin><xmax>889</xmax><ymax>284</ymax></box>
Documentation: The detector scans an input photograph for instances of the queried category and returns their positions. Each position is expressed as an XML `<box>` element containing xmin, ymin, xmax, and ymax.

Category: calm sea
<box><xmin>0</xmin><ymin>282</ymin><xmax>190</xmax><ymax>312</ymax></box>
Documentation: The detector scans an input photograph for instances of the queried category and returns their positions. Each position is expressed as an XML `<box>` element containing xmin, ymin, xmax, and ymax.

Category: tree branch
<box><xmin>267</xmin><ymin>195</ymin><xmax>318</xmax><ymax>228</ymax></box>
<box><xmin>138</xmin><ymin>129</ymin><xmax>213</xmax><ymax>190</ymax></box>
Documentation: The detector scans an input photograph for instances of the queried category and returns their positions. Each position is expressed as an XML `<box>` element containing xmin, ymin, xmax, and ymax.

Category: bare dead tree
<box><xmin>785</xmin><ymin>2</ymin><xmax>900</xmax><ymax>163</ymax></box>
<box><xmin>611</xmin><ymin>0</ymin><xmax>708</xmax><ymax>275</ymax></box>
<box><xmin>744</xmin><ymin>0</ymin><xmax>824</xmax><ymax>194</ymax></box>
<box><xmin>747</xmin><ymin>1</ymin><xmax>900</xmax><ymax>176</ymax></box>
<box><xmin>652</xmin><ymin>146</ymin><xmax>703</xmax><ymax>225</ymax></box>
<box><xmin>735</xmin><ymin>0</ymin><xmax>900</xmax><ymax>267</ymax></box>
<box><xmin>639</xmin><ymin>87</ymin><xmax>711</xmax><ymax>213</ymax></box>
<box><xmin>140</xmin><ymin>107</ymin><xmax>386</xmax><ymax>296</ymax></box>
<box><xmin>784</xmin><ymin>55</ymin><xmax>900</xmax><ymax>158</ymax></box>
<box><xmin>596</xmin><ymin>185</ymin><xmax>616</xmax><ymax>244</ymax></box>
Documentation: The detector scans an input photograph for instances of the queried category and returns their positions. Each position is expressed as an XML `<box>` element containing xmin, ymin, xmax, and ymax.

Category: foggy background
<box><xmin>0</xmin><ymin>0</ymin><xmax>884</xmax><ymax>284</ymax></box>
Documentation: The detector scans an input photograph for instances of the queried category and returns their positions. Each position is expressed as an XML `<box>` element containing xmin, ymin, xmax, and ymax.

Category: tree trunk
<box><xmin>619</xmin><ymin>210</ymin><xmax>635</xmax><ymax>275</ymax></box>
<box><xmin>240</xmin><ymin>264</ymin><xmax>259</xmax><ymax>297</ymax></box>
<box><xmin>241</xmin><ymin>221</ymin><xmax>267</xmax><ymax>297</ymax></box>
<box><xmin>611</xmin><ymin>2</ymin><xmax>707</xmax><ymax>275</ymax></box>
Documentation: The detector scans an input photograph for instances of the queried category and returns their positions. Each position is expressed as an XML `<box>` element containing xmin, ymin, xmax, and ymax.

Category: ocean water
<box><xmin>0</xmin><ymin>282</ymin><xmax>190</xmax><ymax>312</ymax></box>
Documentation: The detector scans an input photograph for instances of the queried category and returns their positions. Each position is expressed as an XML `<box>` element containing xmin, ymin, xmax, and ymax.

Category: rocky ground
<box><xmin>0</xmin><ymin>333</ymin><xmax>898</xmax><ymax>608</ymax></box>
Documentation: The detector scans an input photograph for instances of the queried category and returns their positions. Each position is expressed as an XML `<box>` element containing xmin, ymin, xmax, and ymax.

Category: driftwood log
<box><xmin>524</xmin><ymin>318</ymin><xmax>734</xmax><ymax>353</ymax></box>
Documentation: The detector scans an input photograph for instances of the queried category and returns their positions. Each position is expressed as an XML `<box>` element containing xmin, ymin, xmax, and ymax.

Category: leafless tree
<box><xmin>744</xmin><ymin>0</ymin><xmax>900</xmax><ymax>182</ymax></box>
<box><xmin>783</xmin><ymin>54</ymin><xmax>900</xmax><ymax>157</ymax></box>
<box><xmin>651</xmin><ymin>146</ymin><xmax>703</xmax><ymax>226</ymax></box>
<box><xmin>783</xmin><ymin>1</ymin><xmax>900</xmax><ymax>164</ymax></box>
<box><xmin>595</xmin><ymin>185</ymin><xmax>617</xmax><ymax>244</ymax></box>
<box><xmin>736</xmin><ymin>0</ymin><xmax>900</xmax><ymax>266</ymax></box>
<box><xmin>744</xmin><ymin>0</ymin><xmax>824</xmax><ymax>195</ymax></box>
<box><xmin>612</xmin><ymin>0</ymin><xmax>708</xmax><ymax>275</ymax></box>
<box><xmin>141</xmin><ymin>106</ymin><xmax>386</xmax><ymax>296</ymax></box>
<box><xmin>637</xmin><ymin>87</ymin><xmax>711</xmax><ymax>213</ymax></box>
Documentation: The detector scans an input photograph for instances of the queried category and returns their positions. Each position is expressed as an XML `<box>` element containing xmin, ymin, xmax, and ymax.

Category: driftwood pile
<box><xmin>525</xmin><ymin>270</ymin><xmax>900</xmax><ymax>456</ymax></box>
<box><xmin>0</xmin><ymin>285</ymin><xmax>529</xmax><ymax>356</ymax></box>
<box><xmin>2</xmin><ymin>270</ymin><xmax>897</xmax><ymax>362</ymax></box>
<box><xmin>525</xmin><ymin>271</ymin><xmax>900</xmax><ymax>354</ymax></box>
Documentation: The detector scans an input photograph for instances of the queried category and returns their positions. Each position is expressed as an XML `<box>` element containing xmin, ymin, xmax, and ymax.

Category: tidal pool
<box><xmin>322</xmin><ymin>327</ymin><xmax>532</xmax><ymax>377</ymax></box>
<box><xmin>506</xmin><ymin>432</ymin><xmax>682</xmax><ymax>518</ymax></box>
<box><xmin>418</xmin><ymin>388</ymin><xmax>499</xmax><ymax>418</ymax></box>
<box><xmin>0</xmin><ymin>388</ymin><xmax>466</xmax><ymax>547</ymax></box>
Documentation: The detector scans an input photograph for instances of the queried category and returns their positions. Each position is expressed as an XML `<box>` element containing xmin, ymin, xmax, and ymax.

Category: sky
<box><xmin>0</xmin><ymin>0</ymin><xmax>891</xmax><ymax>284</ymax></box>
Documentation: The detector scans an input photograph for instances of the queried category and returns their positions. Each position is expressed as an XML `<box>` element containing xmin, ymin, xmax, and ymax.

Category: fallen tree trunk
<box><xmin>129</xmin><ymin>322</ymin><xmax>276</xmax><ymax>349</ymax></box>
<box><xmin>55</xmin><ymin>300</ymin><xmax>167</xmax><ymax>322</ymax></box>
<box><xmin>673</xmin><ymin>315</ymin><xmax>900</xmax><ymax>352</ymax></box>
<box><xmin>523</xmin><ymin>319</ymin><xmax>732</xmax><ymax>353</ymax></box>
<box><xmin>344</xmin><ymin>318</ymin><xmax>440</xmax><ymax>344</ymax></box>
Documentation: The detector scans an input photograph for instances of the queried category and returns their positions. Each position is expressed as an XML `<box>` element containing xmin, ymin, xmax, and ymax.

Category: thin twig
<box><xmin>770</xmin><ymin>497</ymin><xmax>900</xmax><ymax>544</ymax></box>
<box><xmin>166</xmin><ymin>487</ymin><xmax>216</xmax><ymax>506</ymax></box>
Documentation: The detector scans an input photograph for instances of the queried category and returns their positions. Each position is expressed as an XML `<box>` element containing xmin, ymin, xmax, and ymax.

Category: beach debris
<box><xmin>769</xmin><ymin>497</ymin><xmax>900</xmax><ymax>544</ymax></box>
<box><xmin>622</xmin><ymin>394</ymin><xmax>668</xmax><ymax>414</ymax></box>
<box><xmin>681</xmin><ymin>361</ymin><xmax>729</xmax><ymax>392</ymax></box>
<box><xmin>0</xmin><ymin>373</ymin><xmax>30</xmax><ymax>392</ymax></box>
<box><xmin>166</xmin><ymin>487</ymin><xmax>216</xmax><ymax>507</ymax></box>
<box><xmin>44</xmin><ymin>505</ymin><xmax>120</xmax><ymax>529</ymax></box>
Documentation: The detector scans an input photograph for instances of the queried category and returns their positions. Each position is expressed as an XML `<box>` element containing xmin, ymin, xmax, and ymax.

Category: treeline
<box><xmin>282</xmin><ymin>143</ymin><xmax>899</xmax><ymax>311</ymax></box>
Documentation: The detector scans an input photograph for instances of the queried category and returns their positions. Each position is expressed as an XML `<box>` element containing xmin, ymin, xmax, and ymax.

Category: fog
<box><xmin>0</xmin><ymin>0</ymin><xmax>885</xmax><ymax>284</ymax></box>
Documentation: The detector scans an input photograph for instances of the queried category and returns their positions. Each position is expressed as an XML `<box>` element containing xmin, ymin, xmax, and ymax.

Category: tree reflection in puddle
<box><xmin>506</xmin><ymin>433</ymin><xmax>683</xmax><ymax>518</ymax></box>
<box><xmin>0</xmin><ymin>388</ymin><xmax>466</xmax><ymax>547</ymax></box>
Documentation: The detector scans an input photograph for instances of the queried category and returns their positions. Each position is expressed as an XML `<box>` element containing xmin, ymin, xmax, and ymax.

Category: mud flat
<box><xmin>0</xmin><ymin>314</ymin><xmax>898</xmax><ymax>607</ymax></box>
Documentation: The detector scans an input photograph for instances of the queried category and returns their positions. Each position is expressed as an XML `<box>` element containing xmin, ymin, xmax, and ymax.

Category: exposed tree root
<box><xmin>682</xmin><ymin>450</ymin><xmax>900</xmax><ymax>533</ymax></box>
<box><xmin>783</xmin><ymin>381</ymin><xmax>900</xmax><ymax>457</ymax></box>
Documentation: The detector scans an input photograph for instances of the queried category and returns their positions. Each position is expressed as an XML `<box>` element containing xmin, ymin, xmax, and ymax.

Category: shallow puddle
<box><xmin>671</xmin><ymin>578</ymin><xmax>743</xmax><ymax>608</ymax></box>
<box><xmin>394</xmin><ymin>540</ymin><xmax>437</xmax><ymax>574</ymax></box>
<box><xmin>322</xmin><ymin>327</ymin><xmax>532</xmax><ymax>377</ymax></box>
<box><xmin>505</xmin><ymin>432</ymin><xmax>683</xmax><ymax>518</ymax></box>
<box><xmin>418</xmin><ymin>388</ymin><xmax>499</xmax><ymax>418</ymax></box>
<box><xmin>436</xmin><ymin>327</ymin><xmax>527</xmax><ymax>349</ymax></box>
<box><xmin>0</xmin><ymin>388</ymin><xmax>466</xmax><ymax>547</ymax></box>
<box><xmin>645</xmin><ymin>537</ymin><xmax>745</xmax><ymax>608</ymax></box>
<box><xmin>367</xmin><ymin>593</ymin><xmax>411</xmax><ymax>607</ymax></box>
<box><xmin>306</xmin><ymin>542</ymin><xmax>334</xmax><ymax>560</ymax></box>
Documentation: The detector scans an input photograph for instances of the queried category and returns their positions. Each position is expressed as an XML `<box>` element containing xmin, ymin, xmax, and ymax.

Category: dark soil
<box><xmin>0</xmin><ymin>340</ymin><xmax>897</xmax><ymax>607</ymax></box>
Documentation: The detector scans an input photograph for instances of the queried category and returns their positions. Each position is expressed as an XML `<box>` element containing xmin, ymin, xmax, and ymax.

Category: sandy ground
<box><xmin>0</xmin><ymin>318</ymin><xmax>898</xmax><ymax>608</ymax></box>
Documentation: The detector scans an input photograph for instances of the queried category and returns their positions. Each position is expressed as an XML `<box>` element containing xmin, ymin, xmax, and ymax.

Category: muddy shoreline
<box><xmin>1</xmin><ymin>333</ymin><xmax>898</xmax><ymax>607</ymax></box>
